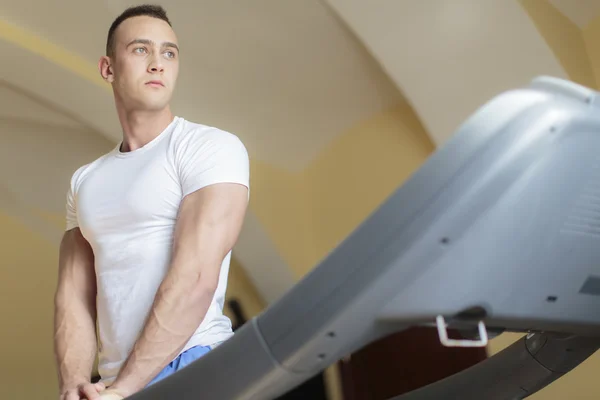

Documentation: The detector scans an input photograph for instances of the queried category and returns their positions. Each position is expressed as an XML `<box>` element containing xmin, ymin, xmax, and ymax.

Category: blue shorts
<box><xmin>147</xmin><ymin>345</ymin><xmax>211</xmax><ymax>387</ymax></box>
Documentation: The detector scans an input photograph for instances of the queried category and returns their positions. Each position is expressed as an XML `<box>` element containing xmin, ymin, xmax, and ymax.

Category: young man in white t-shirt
<box><xmin>53</xmin><ymin>5</ymin><xmax>250</xmax><ymax>400</ymax></box>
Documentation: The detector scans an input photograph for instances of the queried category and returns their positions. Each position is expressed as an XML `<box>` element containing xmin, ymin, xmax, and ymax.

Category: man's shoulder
<box><xmin>174</xmin><ymin>118</ymin><xmax>247</xmax><ymax>152</ymax></box>
<box><xmin>69</xmin><ymin>151</ymin><xmax>114</xmax><ymax>188</ymax></box>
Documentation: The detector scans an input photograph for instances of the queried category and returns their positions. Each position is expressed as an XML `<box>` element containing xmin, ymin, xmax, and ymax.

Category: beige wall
<box><xmin>583</xmin><ymin>12</ymin><xmax>600</xmax><ymax>89</ymax></box>
<box><xmin>224</xmin><ymin>256</ymin><xmax>266</xmax><ymax>320</ymax></box>
<box><xmin>249</xmin><ymin>101</ymin><xmax>434</xmax><ymax>279</ymax></box>
<box><xmin>304</xmin><ymin>102</ymin><xmax>434</xmax><ymax>269</ymax></box>
<box><xmin>0</xmin><ymin>212</ymin><xmax>59</xmax><ymax>398</ymax></box>
<box><xmin>520</xmin><ymin>0</ymin><xmax>597</xmax><ymax>89</ymax></box>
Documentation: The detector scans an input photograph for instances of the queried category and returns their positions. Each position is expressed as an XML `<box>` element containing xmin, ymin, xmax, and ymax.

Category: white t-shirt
<box><xmin>64</xmin><ymin>116</ymin><xmax>250</xmax><ymax>385</ymax></box>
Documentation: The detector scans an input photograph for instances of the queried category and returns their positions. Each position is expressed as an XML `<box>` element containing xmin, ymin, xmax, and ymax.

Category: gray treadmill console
<box><xmin>129</xmin><ymin>76</ymin><xmax>600</xmax><ymax>400</ymax></box>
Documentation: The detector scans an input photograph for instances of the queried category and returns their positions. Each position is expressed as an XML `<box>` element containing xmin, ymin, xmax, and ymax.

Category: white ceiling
<box><xmin>0</xmin><ymin>82</ymin><xmax>84</xmax><ymax>129</ymax></box>
<box><xmin>548</xmin><ymin>0</ymin><xmax>600</xmax><ymax>28</ymax></box>
<box><xmin>0</xmin><ymin>0</ymin><xmax>404</xmax><ymax>171</ymax></box>
<box><xmin>324</xmin><ymin>0</ymin><xmax>569</xmax><ymax>147</ymax></box>
<box><xmin>0</xmin><ymin>85</ymin><xmax>112</xmax><ymax>213</ymax></box>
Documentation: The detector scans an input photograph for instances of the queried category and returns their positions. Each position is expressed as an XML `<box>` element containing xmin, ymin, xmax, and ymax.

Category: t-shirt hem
<box><xmin>183</xmin><ymin>331</ymin><xmax>235</xmax><ymax>352</ymax></box>
<box><xmin>182</xmin><ymin>178</ymin><xmax>250</xmax><ymax>198</ymax></box>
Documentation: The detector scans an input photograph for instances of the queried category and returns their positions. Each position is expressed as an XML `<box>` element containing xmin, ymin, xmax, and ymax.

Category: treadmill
<box><xmin>130</xmin><ymin>76</ymin><xmax>600</xmax><ymax>399</ymax></box>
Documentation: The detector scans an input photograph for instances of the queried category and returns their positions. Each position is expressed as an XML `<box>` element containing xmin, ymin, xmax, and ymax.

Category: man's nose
<box><xmin>148</xmin><ymin>57</ymin><xmax>164</xmax><ymax>73</ymax></box>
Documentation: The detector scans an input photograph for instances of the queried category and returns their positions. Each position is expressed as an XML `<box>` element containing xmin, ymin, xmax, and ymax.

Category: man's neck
<box><xmin>118</xmin><ymin>108</ymin><xmax>175</xmax><ymax>153</ymax></box>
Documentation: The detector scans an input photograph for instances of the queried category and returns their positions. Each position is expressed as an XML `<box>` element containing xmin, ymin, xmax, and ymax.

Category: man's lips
<box><xmin>146</xmin><ymin>80</ymin><xmax>164</xmax><ymax>87</ymax></box>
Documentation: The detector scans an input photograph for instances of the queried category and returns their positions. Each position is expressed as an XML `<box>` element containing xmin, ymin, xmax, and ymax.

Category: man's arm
<box><xmin>108</xmin><ymin>182</ymin><xmax>249</xmax><ymax>397</ymax></box>
<box><xmin>54</xmin><ymin>228</ymin><xmax>104</xmax><ymax>399</ymax></box>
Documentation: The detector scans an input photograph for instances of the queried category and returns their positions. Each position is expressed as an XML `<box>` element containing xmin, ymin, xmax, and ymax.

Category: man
<box><xmin>53</xmin><ymin>4</ymin><xmax>250</xmax><ymax>400</ymax></box>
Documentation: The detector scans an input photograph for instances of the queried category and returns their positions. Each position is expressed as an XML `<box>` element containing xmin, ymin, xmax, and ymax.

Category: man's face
<box><xmin>106</xmin><ymin>16</ymin><xmax>180</xmax><ymax>111</ymax></box>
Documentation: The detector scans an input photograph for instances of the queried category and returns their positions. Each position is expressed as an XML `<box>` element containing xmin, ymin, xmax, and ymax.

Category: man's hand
<box><xmin>98</xmin><ymin>389</ymin><xmax>125</xmax><ymax>400</ymax></box>
<box><xmin>59</xmin><ymin>381</ymin><xmax>105</xmax><ymax>400</ymax></box>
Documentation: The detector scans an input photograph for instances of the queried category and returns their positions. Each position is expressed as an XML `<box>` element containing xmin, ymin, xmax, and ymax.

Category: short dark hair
<box><xmin>106</xmin><ymin>4</ymin><xmax>172</xmax><ymax>57</ymax></box>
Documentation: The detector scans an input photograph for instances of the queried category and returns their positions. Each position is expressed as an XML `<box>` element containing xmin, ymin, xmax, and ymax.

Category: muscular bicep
<box><xmin>55</xmin><ymin>228</ymin><xmax>96</xmax><ymax>309</ymax></box>
<box><xmin>169</xmin><ymin>183</ymin><xmax>248</xmax><ymax>288</ymax></box>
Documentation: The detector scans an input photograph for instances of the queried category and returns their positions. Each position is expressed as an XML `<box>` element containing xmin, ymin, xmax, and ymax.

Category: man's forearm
<box><xmin>109</xmin><ymin>183</ymin><xmax>247</xmax><ymax>397</ymax></box>
<box><xmin>110</xmin><ymin>264</ymin><xmax>216</xmax><ymax>395</ymax></box>
<box><xmin>54</xmin><ymin>297</ymin><xmax>98</xmax><ymax>392</ymax></box>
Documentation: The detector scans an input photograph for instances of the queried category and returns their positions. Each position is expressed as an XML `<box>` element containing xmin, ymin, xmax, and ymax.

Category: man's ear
<box><xmin>98</xmin><ymin>56</ymin><xmax>114</xmax><ymax>83</ymax></box>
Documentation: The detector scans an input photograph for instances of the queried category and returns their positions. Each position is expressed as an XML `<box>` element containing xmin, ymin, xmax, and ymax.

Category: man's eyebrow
<box><xmin>163</xmin><ymin>41</ymin><xmax>179</xmax><ymax>52</ymax></box>
<box><xmin>126</xmin><ymin>38</ymin><xmax>179</xmax><ymax>52</ymax></box>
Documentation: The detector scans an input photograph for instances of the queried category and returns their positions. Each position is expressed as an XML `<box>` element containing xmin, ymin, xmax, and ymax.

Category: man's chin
<box><xmin>136</xmin><ymin>99</ymin><xmax>171</xmax><ymax>112</ymax></box>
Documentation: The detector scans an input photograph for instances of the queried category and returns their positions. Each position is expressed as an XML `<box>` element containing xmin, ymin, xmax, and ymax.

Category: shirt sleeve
<box><xmin>177</xmin><ymin>129</ymin><xmax>250</xmax><ymax>198</ymax></box>
<box><xmin>65</xmin><ymin>165</ymin><xmax>87</xmax><ymax>231</ymax></box>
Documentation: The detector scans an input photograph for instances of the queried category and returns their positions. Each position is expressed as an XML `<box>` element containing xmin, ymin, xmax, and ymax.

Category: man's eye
<box><xmin>134</xmin><ymin>47</ymin><xmax>146</xmax><ymax>53</ymax></box>
<box><xmin>165</xmin><ymin>51</ymin><xmax>175</xmax><ymax>58</ymax></box>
